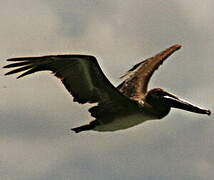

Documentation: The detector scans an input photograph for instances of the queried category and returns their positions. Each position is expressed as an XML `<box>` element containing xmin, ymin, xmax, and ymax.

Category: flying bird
<box><xmin>4</xmin><ymin>44</ymin><xmax>211</xmax><ymax>133</ymax></box>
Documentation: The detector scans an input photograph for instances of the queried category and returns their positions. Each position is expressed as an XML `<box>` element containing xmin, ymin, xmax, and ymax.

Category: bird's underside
<box><xmin>4</xmin><ymin>44</ymin><xmax>211</xmax><ymax>133</ymax></box>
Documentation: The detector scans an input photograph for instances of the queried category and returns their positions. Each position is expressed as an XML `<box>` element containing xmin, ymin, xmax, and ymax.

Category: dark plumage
<box><xmin>4</xmin><ymin>44</ymin><xmax>211</xmax><ymax>133</ymax></box>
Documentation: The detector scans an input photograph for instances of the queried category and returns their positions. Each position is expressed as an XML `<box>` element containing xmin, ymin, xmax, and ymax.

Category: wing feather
<box><xmin>117</xmin><ymin>44</ymin><xmax>181</xmax><ymax>99</ymax></box>
<box><xmin>4</xmin><ymin>55</ymin><xmax>135</xmax><ymax>121</ymax></box>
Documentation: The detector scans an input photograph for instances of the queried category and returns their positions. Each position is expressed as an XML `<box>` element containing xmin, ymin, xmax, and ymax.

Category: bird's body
<box><xmin>4</xmin><ymin>44</ymin><xmax>211</xmax><ymax>133</ymax></box>
<box><xmin>94</xmin><ymin>112</ymin><xmax>155</xmax><ymax>132</ymax></box>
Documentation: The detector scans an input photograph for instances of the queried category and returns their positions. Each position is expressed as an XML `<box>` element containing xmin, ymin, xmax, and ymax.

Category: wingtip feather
<box><xmin>172</xmin><ymin>44</ymin><xmax>182</xmax><ymax>50</ymax></box>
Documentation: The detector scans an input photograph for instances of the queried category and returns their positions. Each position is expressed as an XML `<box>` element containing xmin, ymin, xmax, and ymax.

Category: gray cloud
<box><xmin>1</xmin><ymin>0</ymin><xmax>213</xmax><ymax>179</ymax></box>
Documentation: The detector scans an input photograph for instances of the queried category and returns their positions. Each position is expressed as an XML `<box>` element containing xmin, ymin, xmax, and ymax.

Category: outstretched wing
<box><xmin>4</xmin><ymin>55</ymin><xmax>134</xmax><ymax>120</ymax></box>
<box><xmin>117</xmin><ymin>44</ymin><xmax>181</xmax><ymax>100</ymax></box>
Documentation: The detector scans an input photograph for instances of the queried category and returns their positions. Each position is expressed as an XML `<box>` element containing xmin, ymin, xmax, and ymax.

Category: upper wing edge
<box><xmin>3</xmin><ymin>54</ymin><xmax>131</xmax><ymax>107</ymax></box>
<box><xmin>119</xmin><ymin>44</ymin><xmax>181</xmax><ymax>80</ymax></box>
<box><xmin>117</xmin><ymin>44</ymin><xmax>182</xmax><ymax>98</ymax></box>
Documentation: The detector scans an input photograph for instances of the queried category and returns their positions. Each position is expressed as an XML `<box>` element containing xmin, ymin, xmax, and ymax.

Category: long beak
<box><xmin>163</xmin><ymin>93</ymin><xmax>211</xmax><ymax>115</ymax></box>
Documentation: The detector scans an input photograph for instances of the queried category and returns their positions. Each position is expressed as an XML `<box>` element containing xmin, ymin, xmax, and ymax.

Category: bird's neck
<box><xmin>143</xmin><ymin>102</ymin><xmax>170</xmax><ymax>119</ymax></box>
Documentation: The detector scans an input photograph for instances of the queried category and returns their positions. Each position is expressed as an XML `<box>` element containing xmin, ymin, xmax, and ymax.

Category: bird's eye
<box><xmin>155</xmin><ymin>92</ymin><xmax>161</xmax><ymax>96</ymax></box>
<box><xmin>154</xmin><ymin>91</ymin><xmax>165</xmax><ymax>98</ymax></box>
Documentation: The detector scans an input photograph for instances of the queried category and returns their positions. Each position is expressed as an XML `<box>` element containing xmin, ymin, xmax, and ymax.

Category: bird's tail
<box><xmin>71</xmin><ymin>123</ymin><xmax>95</xmax><ymax>133</ymax></box>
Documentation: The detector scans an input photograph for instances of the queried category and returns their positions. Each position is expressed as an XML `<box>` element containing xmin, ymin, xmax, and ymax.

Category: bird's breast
<box><xmin>93</xmin><ymin>112</ymin><xmax>157</xmax><ymax>132</ymax></box>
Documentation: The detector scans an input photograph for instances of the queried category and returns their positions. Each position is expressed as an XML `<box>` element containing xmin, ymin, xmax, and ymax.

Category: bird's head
<box><xmin>145</xmin><ymin>88</ymin><xmax>211</xmax><ymax>117</ymax></box>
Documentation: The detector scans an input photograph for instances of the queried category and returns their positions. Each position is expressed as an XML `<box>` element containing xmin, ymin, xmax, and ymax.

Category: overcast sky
<box><xmin>0</xmin><ymin>0</ymin><xmax>213</xmax><ymax>180</ymax></box>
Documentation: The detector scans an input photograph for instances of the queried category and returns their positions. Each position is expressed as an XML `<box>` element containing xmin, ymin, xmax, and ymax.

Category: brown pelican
<box><xmin>4</xmin><ymin>44</ymin><xmax>211</xmax><ymax>133</ymax></box>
